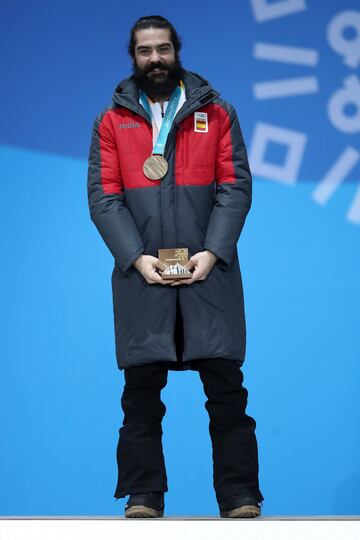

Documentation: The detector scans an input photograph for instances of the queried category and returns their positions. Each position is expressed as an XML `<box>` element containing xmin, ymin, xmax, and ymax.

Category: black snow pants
<box><xmin>114</xmin><ymin>293</ymin><xmax>264</xmax><ymax>505</ymax></box>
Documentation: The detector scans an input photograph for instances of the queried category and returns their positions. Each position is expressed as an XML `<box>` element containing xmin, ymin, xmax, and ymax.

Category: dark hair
<box><xmin>128</xmin><ymin>15</ymin><xmax>182</xmax><ymax>58</ymax></box>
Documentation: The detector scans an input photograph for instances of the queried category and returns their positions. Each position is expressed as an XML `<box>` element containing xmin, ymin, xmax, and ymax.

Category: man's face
<box><xmin>132</xmin><ymin>27</ymin><xmax>183</xmax><ymax>97</ymax></box>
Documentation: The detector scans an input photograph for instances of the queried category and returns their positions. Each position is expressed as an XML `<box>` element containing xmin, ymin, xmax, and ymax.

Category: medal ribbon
<box><xmin>139</xmin><ymin>84</ymin><xmax>182</xmax><ymax>156</ymax></box>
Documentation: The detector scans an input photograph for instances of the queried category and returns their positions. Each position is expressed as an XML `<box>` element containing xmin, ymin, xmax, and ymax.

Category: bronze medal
<box><xmin>143</xmin><ymin>155</ymin><xmax>168</xmax><ymax>180</ymax></box>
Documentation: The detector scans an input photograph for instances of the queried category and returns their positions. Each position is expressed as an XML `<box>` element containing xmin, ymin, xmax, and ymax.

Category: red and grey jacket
<box><xmin>87</xmin><ymin>69</ymin><xmax>252</xmax><ymax>276</ymax></box>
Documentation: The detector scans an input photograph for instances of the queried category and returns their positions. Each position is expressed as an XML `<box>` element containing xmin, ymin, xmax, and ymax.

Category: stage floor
<box><xmin>1</xmin><ymin>516</ymin><xmax>360</xmax><ymax>540</ymax></box>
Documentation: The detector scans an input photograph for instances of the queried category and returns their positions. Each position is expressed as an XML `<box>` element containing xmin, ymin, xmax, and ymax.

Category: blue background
<box><xmin>1</xmin><ymin>0</ymin><xmax>359</xmax><ymax>517</ymax></box>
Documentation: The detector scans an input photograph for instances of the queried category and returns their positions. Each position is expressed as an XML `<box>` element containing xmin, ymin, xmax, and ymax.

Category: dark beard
<box><xmin>132</xmin><ymin>57</ymin><xmax>184</xmax><ymax>98</ymax></box>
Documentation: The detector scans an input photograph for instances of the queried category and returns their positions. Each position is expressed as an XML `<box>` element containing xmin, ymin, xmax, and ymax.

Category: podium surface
<box><xmin>1</xmin><ymin>516</ymin><xmax>359</xmax><ymax>540</ymax></box>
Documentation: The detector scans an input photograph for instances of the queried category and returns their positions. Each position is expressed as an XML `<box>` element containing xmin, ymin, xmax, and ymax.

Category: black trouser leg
<box><xmin>113</xmin><ymin>362</ymin><xmax>169</xmax><ymax>498</ymax></box>
<box><xmin>196</xmin><ymin>358</ymin><xmax>264</xmax><ymax>504</ymax></box>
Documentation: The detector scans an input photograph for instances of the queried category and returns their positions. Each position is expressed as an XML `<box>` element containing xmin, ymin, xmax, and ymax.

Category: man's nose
<box><xmin>149</xmin><ymin>49</ymin><xmax>161</xmax><ymax>63</ymax></box>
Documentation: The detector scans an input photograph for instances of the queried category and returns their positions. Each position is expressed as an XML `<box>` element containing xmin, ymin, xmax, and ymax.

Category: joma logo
<box><xmin>118</xmin><ymin>122</ymin><xmax>141</xmax><ymax>129</ymax></box>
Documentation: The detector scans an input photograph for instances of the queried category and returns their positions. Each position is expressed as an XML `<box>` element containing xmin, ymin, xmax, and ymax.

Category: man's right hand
<box><xmin>133</xmin><ymin>254</ymin><xmax>176</xmax><ymax>285</ymax></box>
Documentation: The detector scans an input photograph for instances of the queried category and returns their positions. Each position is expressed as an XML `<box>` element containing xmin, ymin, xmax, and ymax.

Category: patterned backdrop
<box><xmin>1</xmin><ymin>0</ymin><xmax>359</xmax><ymax>516</ymax></box>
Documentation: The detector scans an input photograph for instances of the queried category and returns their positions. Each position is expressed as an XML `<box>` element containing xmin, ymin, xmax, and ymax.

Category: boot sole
<box><xmin>220</xmin><ymin>505</ymin><xmax>261</xmax><ymax>518</ymax></box>
<box><xmin>125</xmin><ymin>505</ymin><xmax>164</xmax><ymax>518</ymax></box>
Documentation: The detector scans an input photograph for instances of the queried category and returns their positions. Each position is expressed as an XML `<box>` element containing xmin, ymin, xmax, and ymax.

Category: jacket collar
<box><xmin>112</xmin><ymin>69</ymin><xmax>220</xmax><ymax>124</ymax></box>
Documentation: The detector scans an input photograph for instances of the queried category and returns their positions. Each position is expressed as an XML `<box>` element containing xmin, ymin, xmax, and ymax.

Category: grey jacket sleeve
<box><xmin>204</xmin><ymin>104</ymin><xmax>252</xmax><ymax>270</ymax></box>
<box><xmin>87</xmin><ymin>112</ymin><xmax>145</xmax><ymax>275</ymax></box>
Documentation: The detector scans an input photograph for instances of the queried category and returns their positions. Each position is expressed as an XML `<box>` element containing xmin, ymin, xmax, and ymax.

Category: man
<box><xmin>87</xmin><ymin>15</ymin><xmax>264</xmax><ymax>518</ymax></box>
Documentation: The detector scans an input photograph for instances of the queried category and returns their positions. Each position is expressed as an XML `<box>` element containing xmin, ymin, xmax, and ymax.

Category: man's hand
<box><xmin>133</xmin><ymin>254</ymin><xmax>178</xmax><ymax>285</ymax></box>
<box><xmin>169</xmin><ymin>250</ymin><xmax>219</xmax><ymax>286</ymax></box>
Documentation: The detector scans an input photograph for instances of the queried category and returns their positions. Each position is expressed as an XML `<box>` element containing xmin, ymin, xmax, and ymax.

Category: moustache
<box><xmin>146</xmin><ymin>63</ymin><xmax>169</xmax><ymax>74</ymax></box>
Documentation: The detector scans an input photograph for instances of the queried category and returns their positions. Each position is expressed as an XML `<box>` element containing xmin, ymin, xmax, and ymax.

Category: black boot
<box><xmin>124</xmin><ymin>491</ymin><xmax>165</xmax><ymax>518</ymax></box>
<box><xmin>219</xmin><ymin>495</ymin><xmax>262</xmax><ymax>518</ymax></box>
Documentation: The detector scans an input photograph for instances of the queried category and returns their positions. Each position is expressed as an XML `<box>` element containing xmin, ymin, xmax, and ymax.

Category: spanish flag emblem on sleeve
<box><xmin>194</xmin><ymin>111</ymin><xmax>208</xmax><ymax>133</ymax></box>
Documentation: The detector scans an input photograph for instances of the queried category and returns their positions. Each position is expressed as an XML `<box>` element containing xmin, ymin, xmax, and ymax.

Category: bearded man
<box><xmin>87</xmin><ymin>14</ymin><xmax>264</xmax><ymax>519</ymax></box>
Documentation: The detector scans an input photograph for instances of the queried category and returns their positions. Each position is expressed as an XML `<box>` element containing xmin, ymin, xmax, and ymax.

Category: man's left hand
<box><xmin>168</xmin><ymin>250</ymin><xmax>219</xmax><ymax>286</ymax></box>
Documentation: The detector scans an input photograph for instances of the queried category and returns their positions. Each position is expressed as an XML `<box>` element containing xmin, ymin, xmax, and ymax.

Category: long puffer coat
<box><xmin>87</xmin><ymin>69</ymin><xmax>252</xmax><ymax>370</ymax></box>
